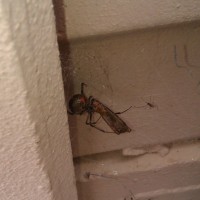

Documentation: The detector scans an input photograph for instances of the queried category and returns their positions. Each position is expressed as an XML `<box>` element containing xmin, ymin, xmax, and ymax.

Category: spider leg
<box><xmin>67</xmin><ymin>110</ymin><xmax>74</xmax><ymax>115</ymax></box>
<box><xmin>90</xmin><ymin>115</ymin><xmax>102</xmax><ymax>124</ymax></box>
<box><xmin>85</xmin><ymin>113</ymin><xmax>90</xmax><ymax>124</ymax></box>
<box><xmin>86</xmin><ymin>96</ymin><xmax>102</xmax><ymax>124</ymax></box>
<box><xmin>86</xmin><ymin>112</ymin><xmax>114</xmax><ymax>133</ymax></box>
<box><xmin>86</xmin><ymin>112</ymin><xmax>97</xmax><ymax>125</ymax></box>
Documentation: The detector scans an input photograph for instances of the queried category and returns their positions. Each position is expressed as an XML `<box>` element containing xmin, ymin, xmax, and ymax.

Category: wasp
<box><xmin>68</xmin><ymin>83</ymin><xmax>132</xmax><ymax>134</ymax></box>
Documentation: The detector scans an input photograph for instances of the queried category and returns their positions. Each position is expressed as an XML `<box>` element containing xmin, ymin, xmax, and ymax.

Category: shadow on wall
<box><xmin>52</xmin><ymin>0</ymin><xmax>79</xmax><ymax>153</ymax></box>
<box><xmin>52</xmin><ymin>0</ymin><xmax>74</xmax><ymax>100</ymax></box>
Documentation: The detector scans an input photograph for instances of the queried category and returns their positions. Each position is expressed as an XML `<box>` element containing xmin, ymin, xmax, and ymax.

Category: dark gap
<box><xmin>69</xmin><ymin>19</ymin><xmax>200</xmax><ymax>44</ymax></box>
<box><xmin>52</xmin><ymin>0</ymin><xmax>79</xmax><ymax>155</ymax></box>
<box><xmin>52</xmin><ymin>0</ymin><xmax>73</xmax><ymax>100</ymax></box>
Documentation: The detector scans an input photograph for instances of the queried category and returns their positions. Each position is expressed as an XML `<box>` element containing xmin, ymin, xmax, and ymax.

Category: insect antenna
<box><xmin>133</xmin><ymin>96</ymin><xmax>158</xmax><ymax>110</ymax></box>
<box><xmin>115</xmin><ymin>106</ymin><xmax>132</xmax><ymax>115</ymax></box>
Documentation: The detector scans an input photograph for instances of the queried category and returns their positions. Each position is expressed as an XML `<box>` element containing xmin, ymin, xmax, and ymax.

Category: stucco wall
<box><xmin>0</xmin><ymin>0</ymin><xmax>77</xmax><ymax>200</ymax></box>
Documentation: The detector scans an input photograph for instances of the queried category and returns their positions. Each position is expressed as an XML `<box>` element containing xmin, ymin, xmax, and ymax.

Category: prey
<box><xmin>68</xmin><ymin>83</ymin><xmax>131</xmax><ymax>134</ymax></box>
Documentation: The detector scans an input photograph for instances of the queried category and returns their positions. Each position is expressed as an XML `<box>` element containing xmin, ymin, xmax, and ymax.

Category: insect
<box><xmin>68</xmin><ymin>83</ymin><xmax>131</xmax><ymax>134</ymax></box>
<box><xmin>133</xmin><ymin>96</ymin><xmax>158</xmax><ymax>110</ymax></box>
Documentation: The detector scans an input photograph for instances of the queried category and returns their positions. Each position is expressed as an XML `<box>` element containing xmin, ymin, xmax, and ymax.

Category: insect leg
<box><xmin>87</xmin><ymin>96</ymin><xmax>102</xmax><ymax>124</ymax></box>
<box><xmin>115</xmin><ymin>106</ymin><xmax>132</xmax><ymax>114</ymax></box>
<box><xmin>81</xmin><ymin>83</ymin><xmax>87</xmax><ymax>95</ymax></box>
<box><xmin>91</xmin><ymin>115</ymin><xmax>102</xmax><ymax>124</ymax></box>
<box><xmin>86</xmin><ymin>113</ymin><xmax>114</xmax><ymax>133</ymax></box>
<box><xmin>85</xmin><ymin>113</ymin><xmax>90</xmax><ymax>124</ymax></box>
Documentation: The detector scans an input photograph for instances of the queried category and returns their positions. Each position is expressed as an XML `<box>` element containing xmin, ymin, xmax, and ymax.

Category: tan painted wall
<box><xmin>0</xmin><ymin>0</ymin><xmax>77</xmax><ymax>200</ymax></box>
<box><xmin>64</xmin><ymin>1</ymin><xmax>200</xmax><ymax>200</ymax></box>
<box><xmin>64</xmin><ymin>0</ymin><xmax>200</xmax><ymax>40</ymax></box>
<box><xmin>67</xmin><ymin>23</ymin><xmax>200</xmax><ymax>200</ymax></box>
<box><xmin>68</xmin><ymin>23</ymin><xmax>200</xmax><ymax>157</ymax></box>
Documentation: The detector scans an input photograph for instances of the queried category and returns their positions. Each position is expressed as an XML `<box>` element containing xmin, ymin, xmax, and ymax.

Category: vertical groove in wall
<box><xmin>52</xmin><ymin>0</ymin><xmax>78</xmax><ymax>158</ymax></box>
<box><xmin>52</xmin><ymin>0</ymin><xmax>73</xmax><ymax>101</ymax></box>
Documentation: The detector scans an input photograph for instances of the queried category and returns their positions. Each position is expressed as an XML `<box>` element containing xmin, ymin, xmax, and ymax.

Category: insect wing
<box><xmin>102</xmin><ymin>107</ymin><xmax>131</xmax><ymax>134</ymax></box>
<box><xmin>93</xmin><ymin>100</ymin><xmax>131</xmax><ymax>134</ymax></box>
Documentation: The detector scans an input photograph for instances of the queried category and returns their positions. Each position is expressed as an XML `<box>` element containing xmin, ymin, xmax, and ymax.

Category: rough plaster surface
<box><xmin>64</xmin><ymin>0</ymin><xmax>200</xmax><ymax>40</ymax></box>
<box><xmin>0</xmin><ymin>1</ymin><xmax>77</xmax><ymax>200</ymax></box>
<box><xmin>68</xmin><ymin>23</ymin><xmax>200</xmax><ymax>157</ymax></box>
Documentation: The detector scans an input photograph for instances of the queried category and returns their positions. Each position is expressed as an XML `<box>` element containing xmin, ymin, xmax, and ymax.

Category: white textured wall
<box><xmin>65</xmin><ymin>0</ymin><xmax>200</xmax><ymax>40</ymax></box>
<box><xmin>0</xmin><ymin>0</ymin><xmax>77</xmax><ymax>200</ymax></box>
